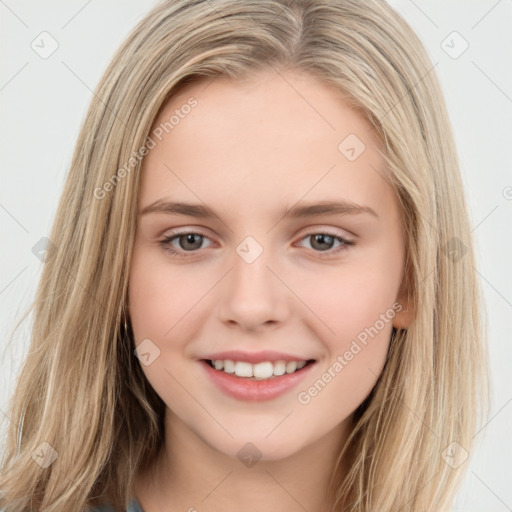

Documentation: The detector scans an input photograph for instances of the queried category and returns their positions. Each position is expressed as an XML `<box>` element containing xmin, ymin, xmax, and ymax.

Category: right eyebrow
<box><xmin>139</xmin><ymin>200</ymin><xmax>216</xmax><ymax>218</ymax></box>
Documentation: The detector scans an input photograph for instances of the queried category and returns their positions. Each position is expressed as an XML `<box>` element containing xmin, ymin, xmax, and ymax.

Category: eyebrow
<box><xmin>139</xmin><ymin>199</ymin><xmax>378</xmax><ymax>219</ymax></box>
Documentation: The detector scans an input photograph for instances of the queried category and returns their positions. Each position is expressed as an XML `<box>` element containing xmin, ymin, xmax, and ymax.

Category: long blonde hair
<box><xmin>0</xmin><ymin>0</ymin><xmax>488</xmax><ymax>510</ymax></box>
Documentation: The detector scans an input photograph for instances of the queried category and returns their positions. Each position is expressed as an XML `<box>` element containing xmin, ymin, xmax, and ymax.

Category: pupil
<box><xmin>312</xmin><ymin>234</ymin><xmax>333</xmax><ymax>251</ymax></box>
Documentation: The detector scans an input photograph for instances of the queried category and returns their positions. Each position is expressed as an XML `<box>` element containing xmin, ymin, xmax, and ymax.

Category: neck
<box><xmin>134</xmin><ymin>408</ymin><xmax>352</xmax><ymax>512</ymax></box>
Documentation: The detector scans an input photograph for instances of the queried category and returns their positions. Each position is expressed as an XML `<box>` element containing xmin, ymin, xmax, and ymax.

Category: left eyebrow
<box><xmin>284</xmin><ymin>200</ymin><xmax>378</xmax><ymax>219</ymax></box>
<box><xmin>138</xmin><ymin>199</ymin><xmax>378</xmax><ymax>219</ymax></box>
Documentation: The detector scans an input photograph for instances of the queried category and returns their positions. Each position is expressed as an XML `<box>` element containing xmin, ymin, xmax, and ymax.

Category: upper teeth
<box><xmin>211</xmin><ymin>359</ymin><xmax>307</xmax><ymax>379</ymax></box>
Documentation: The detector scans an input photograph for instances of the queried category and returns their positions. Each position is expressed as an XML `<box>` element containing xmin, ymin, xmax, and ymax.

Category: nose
<box><xmin>217</xmin><ymin>244</ymin><xmax>290</xmax><ymax>331</ymax></box>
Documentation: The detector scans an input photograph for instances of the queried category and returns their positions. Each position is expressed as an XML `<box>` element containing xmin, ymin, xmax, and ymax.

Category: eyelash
<box><xmin>159</xmin><ymin>229</ymin><xmax>354</xmax><ymax>259</ymax></box>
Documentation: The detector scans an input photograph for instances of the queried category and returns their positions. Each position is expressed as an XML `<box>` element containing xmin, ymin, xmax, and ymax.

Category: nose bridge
<box><xmin>232</xmin><ymin>234</ymin><xmax>276</xmax><ymax>298</ymax></box>
<box><xmin>217</xmin><ymin>233</ymin><xmax>288</xmax><ymax>328</ymax></box>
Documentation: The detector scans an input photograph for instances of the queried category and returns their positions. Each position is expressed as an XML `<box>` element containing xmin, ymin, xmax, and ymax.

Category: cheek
<box><xmin>127</xmin><ymin>248</ymin><xmax>205</xmax><ymax>411</ymax></box>
<box><xmin>128</xmin><ymin>247</ymin><xmax>207</xmax><ymax>344</ymax></box>
<box><xmin>295</xmin><ymin>251</ymin><xmax>401</xmax><ymax>405</ymax></box>
<box><xmin>299</xmin><ymin>255</ymin><xmax>401</xmax><ymax>345</ymax></box>
<box><xmin>295</xmin><ymin>290</ymin><xmax>395</xmax><ymax>433</ymax></box>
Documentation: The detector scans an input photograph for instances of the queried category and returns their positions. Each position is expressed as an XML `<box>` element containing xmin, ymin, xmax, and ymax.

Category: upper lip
<box><xmin>200</xmin><ymin>350</ymin><xmax>314</xmax><ymax>364</ymax></box>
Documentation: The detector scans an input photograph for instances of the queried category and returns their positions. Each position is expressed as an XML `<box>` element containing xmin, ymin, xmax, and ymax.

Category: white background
<box><xmin>1</xmin><ymin>1</ymin><xmax>511</xmax><ymax>510</ymax></box>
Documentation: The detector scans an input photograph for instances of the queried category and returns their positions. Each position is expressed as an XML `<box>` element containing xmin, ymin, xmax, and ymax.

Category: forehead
<box><xmin>152</xmin><ymin>70</ymin><xmax>381</xmax><ymax>152</ymax></box>
<box><xmin>139</xmin><ymin>70</ymin><xmax>394</xmax><ymax>219</ymax></box>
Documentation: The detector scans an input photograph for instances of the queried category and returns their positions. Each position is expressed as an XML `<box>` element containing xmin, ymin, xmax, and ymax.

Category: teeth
<box><xmin>253</xmin><ymin>362</ymin><xmax>274</xmax><ymax>379</ymax></box>
<box><xmin>273</xmin><ymin>361</ymin><xmax>286</xmax><ymax>376</ymax></box>
<box><xmin>234</xmin><ymin>361</ymin><xmax>253</xmax><ymax>378</ymax></box>
<box><xmin>285</xmin><ymin>361</ymin><xmax>297</xmax><ymax>373</ymax></box>
<box><xmin>223</xmin><ymin>359</ymin><xmax>235</xmax><ymax>373</ymax></box>
<box><xmin>209</xmin><ymin>359</ymin><xmax>309</xmax><ymax>379</ymax></box>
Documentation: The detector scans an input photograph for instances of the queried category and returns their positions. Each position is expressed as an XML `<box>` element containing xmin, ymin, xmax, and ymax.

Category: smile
<box><xmin>200</xmin><ymin>358</ymin><xmax>316</xmax><ymax>402</ymax></box>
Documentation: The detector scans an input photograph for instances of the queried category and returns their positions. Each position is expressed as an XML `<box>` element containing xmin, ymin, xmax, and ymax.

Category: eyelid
<box><xmin>295</xmin><ymin>225</ymin><xmax>355</xmax><ymax>242</ymax></box>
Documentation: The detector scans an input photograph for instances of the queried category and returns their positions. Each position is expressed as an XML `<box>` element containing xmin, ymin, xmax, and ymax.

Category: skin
<box><xmin>129</xmin><ymin>69</ymin><xmax>413</xmax><ymax>511</ymax></box>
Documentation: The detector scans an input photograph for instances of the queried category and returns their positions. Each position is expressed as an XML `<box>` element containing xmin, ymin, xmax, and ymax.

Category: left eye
<box><xmin>159</xmin><ymin>231</ymin><xmax>353</xmax><ymax>258</ymax></box>
<box><xmin>296</xmin><ymin>233</ymin><xmax>353</xmax><ymax>254</ymax></box>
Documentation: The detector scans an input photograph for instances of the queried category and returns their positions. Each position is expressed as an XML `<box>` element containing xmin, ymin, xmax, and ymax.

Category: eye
<box><xmin>159</xmin><ymin>230</ymin><xmax>213</xmax><ymax>258</ymax></box>
<box><xmin>296</xmin><ymin>232</ymin><xmax>354</xmax><ymax>257</ymax></box>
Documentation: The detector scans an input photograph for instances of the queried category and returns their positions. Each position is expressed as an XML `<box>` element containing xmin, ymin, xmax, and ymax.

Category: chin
<box><xmin>198</xmin><ymin>426</ymin><xmax>310</xmax><ymax>464</ymax></box>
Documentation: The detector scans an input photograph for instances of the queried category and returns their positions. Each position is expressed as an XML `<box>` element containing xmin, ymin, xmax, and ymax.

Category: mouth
<box><xmin>202</xmin><ymin>358</ymin><xmax>316</xmax><ymax>381</ymax></box>
<box><xmin>199</xmin><ymin>356</ymin><xmax>317</xmax><ymax>402</ymax></box>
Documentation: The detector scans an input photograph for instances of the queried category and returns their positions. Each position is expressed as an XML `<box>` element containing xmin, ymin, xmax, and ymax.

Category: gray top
<box><xmin>91</xmin><ymin>497</ymin><xmax>144</xmax><ymax>511</ymax></box>
<box><xmin>0</xmin><ymin>496</ymin><xmax>144</xmax><ymax>512</ymax></box>
<box><xmin>0</xmin><ymin>497</ymin><xmax>144</xmax><ymax>512</ymax></box>
<box><xmin>1</xmin><ymin>496</ymin><xmax>144</xmax><ymax>511</ymax></box>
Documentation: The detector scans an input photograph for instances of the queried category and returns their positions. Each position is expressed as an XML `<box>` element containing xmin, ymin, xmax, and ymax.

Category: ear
<box><xmin>392</xmin><ymin>261</ymin><xmax>415</xmax><ymax>329</ymax></box>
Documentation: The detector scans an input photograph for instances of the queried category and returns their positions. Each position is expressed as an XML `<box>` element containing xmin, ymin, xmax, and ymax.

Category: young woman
<box><xmin>0</xmin><ymin>0</ymin><xmax>488</xmax><ymax>510</ymax></box>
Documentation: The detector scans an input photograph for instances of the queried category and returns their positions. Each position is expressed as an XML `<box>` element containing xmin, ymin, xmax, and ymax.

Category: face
<box><xmin>128</xmin><ymin>69</ymin><xmax>410</xmax><ymax>461</ymax></box>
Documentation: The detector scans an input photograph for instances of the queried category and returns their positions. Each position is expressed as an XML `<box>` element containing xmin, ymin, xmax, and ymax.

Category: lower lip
<box><xmin>199</xmin><ymin>360</ymin><xmax>316</xmax><ymax>402</ymax></box>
